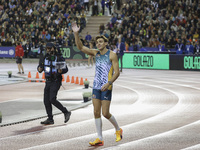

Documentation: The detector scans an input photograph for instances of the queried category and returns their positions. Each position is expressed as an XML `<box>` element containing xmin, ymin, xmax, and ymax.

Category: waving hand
<box><xmin>72</xmin><ymin>22</ymin><xmax>80</xmax><ymax>33</ymax></box>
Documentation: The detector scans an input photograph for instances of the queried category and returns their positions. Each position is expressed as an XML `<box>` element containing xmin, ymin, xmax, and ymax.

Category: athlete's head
<box><xmin>95</xmin><ymin>35</ymin><xmax>108</xmax><ymax>50</ymax></box>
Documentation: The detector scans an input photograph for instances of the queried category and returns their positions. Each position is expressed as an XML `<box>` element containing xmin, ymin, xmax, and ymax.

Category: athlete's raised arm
<box><xmin>72</xmin><ymin>22</ymin><xmax>97</xmax><ymax>56</ymax></box>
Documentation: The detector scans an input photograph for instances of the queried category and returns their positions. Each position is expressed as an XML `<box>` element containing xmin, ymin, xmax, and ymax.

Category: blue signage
<box><xmin>0</xmin><ymin>47</ymin><xmax>15</xmax><ymax>58</ymax></box>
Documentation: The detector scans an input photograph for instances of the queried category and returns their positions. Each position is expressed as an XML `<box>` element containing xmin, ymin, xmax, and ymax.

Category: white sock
<box><xmin>108</xmin><ymin>115</ymin><xmax>120</xmax><ymax>131</ymax></box>
<box><xmin>95</xmin><ymin>118</ymin><xmax>103</xmax><ymax>141</ymax></box>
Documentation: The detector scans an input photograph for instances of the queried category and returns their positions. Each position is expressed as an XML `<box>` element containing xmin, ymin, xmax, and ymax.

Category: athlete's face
<box><xmin>96</xmin><ymin>38</ymin><xmax>107</xmax><ymax>50</ymax></box>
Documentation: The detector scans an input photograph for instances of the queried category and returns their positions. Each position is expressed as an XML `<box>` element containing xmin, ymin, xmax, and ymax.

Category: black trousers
<box><xmin>116</xmin><ymin>0</ymin><xmax>120</xmax><ymax>10</ymax></box>
<box><xmin>93</xmin><ymin>5</ymin><xmax>98</xmax><ymax>16</ymax></box>
<box><xmin>44</xmin><ymin>81</ymin><xmax>67</xmax><ymax>120</ymax></box>
<box><xmin>117</xmin><ymin>53</ymin><xmax>123</xmax><ymax>71</ymax></box>
<box><xmin>84</xmin><ymin>2</ymin><xmax>89</xmax><ymax>11</ymax></box>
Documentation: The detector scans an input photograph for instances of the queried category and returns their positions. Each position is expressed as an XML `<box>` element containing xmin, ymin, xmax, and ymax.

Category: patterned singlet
<box><xmin>93</xmin><ymin>49</ymin><xmax>113</xmax><ymax>90</ymax></box>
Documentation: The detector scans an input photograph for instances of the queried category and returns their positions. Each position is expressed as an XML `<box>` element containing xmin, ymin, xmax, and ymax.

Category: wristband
<box><xmin>108</xmin><ymin>81</ymin><xmax>112</xmax><ymax>85</ymax></box>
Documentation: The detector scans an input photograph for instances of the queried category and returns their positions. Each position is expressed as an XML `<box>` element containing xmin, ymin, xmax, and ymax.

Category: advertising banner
<box><xmin>122</xmin><ymin>53</ymin><xmax>169</xmax><ymax>70</ymax></box>
<box><xmin>0</xmin><ymin>47</ymin><xmax>15</xmax><ymax>58</ymax></box>
<box><xmin>170</xmin><ymin>55</ymin><xmax>200</xmax><ymax>71</ymax></box>
<box><xmin>59</xmin><ymin>46</ymin><xmax>88</xmax><ymax>59</ymax></box>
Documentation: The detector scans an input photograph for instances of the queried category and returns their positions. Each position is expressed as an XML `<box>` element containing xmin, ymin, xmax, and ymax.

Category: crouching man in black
<box><xmin>37</xmin><ymin>42</ymin><xmax>71</xmax><ymax>125</ymax></box>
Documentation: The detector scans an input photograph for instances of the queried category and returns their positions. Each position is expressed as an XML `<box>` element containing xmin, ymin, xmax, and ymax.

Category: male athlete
<box><xmin>72</xmin><ymin>22</ymin><xmax>123</xmax><ymax>146</ymax></box>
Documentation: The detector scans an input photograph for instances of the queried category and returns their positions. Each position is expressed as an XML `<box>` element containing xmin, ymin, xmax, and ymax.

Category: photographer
<box><xmin>37</xmin><ymin>42</ymin><xmax>71</xmax><ymax>125</ymax></box>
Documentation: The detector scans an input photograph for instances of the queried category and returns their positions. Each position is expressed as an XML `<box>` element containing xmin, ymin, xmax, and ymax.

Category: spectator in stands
<box><xmin>128</xmin><ymin>43</ymin><xmax>134</xmax><ymax>52</ymax></box>
<box><xmin>92</xmin><ymin>0</ymin><xmax>99</xmax><ymax>16</ymax></box>
<box><xmin>175</xmin><ymin>39</ymin><xmax>184</xmax><ymax>54</ymax></box>
<box><xmin>133</xmin><ymin>40</ymin><xmax>140</xmax><ymax>51</ymax></box>
<box><xmin>158</xmin><ymin>42</ymin><xmax>166</xmax><ymax>52</ymax></box>
<box><xmin>185</xmin><ymin>40</ymin><xmax>194</xmax><ymax>54</ymax></box>
<box><xmin>15</xmin><ymin>42</ymin><xmax>24</xmax><ymax>74</ymax></box>
<box><xmin>103</xmin><ymin>30</ymin><xmax>109</xmax><ymax>38</ymax></box>
<box><xmin>99</xmin><ymin>23</ymin><xmax>105</xmax><ymax>35</ymax></box>
<box><xmin>106</xmin><ymin>0</ymin><xmax>112</xmax><ymax>16</ymax></box>
<box><xmin>69</xmin><ymin>30</ymin><xmax>75</xmax><ymax>46</ymax></box>
<box><xmin>45</xmin><ymin>31</ymin><xmax>51</xmax><ymax>41</ymax></box>
<box><xmin>24</xmin><ymin>41</ymin><xmax>31</xmax><ymax>58</ymax></box>
<box><xmin>116</xmin><ymin>37</ymin><xmax>125</xmax><ymax>72</ymax></box>
<box><xmin>85</xmin><ymin>32</ymin><xmax>92</xmax><ymax>42</ymax></box>
<box><xmin>101</xmin><ymin>0</ymin><xmax>105</xmax><ymax>15</ymax></box>
<box><xmin>5</xmin><ymin>33</ymin><xmax>12</xmax><ymax>46</ymax></box>
<box><xmin>110</xmin><ymin>14</ymin><xmax>117</xmax><ymax>26</ymax></box>
<box><xmin>193</xmin><ymin>30</ymin><xmax>199</xmax><ymax>41</ymax></box>
<box><xmin>194</xmin><ymin>41</ymin><xmax>200</xmax><ymax>55</ymax></box>
<box><xmin>116</xmin><ymin>0</ymin><xmax>120</xmax><ymax>10</ymax></box>
<box><xmin>84</xmin><ymin>0</ymin><xmax>90</xmax><ymax>13</ymax></box>
<box><xmin>141</xmin><ymin>39</ymin><xmax>148</xmax><ymax>47</ymax></box>
<box><xmin>148</xmin><ymin>37</ymin><xmax>155</xmax><ymax>47</ymax></box>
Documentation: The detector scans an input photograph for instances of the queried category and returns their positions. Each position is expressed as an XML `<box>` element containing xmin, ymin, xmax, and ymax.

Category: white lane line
<box><xmin>182</xmin><ymin>144</ymin><xmax>200</xmax><ymax>150</ymax></box>
<box><xmin>0</xmin><ymin>85</ymin><xmax>137</xmax><ymax>141</ymax></box>
<box><xmin>100</xmin><ymin>79</ymin><xmax>200</xmax><ymax>150</ymax></box>
<box><xmin>1</xmin><ymin>78</ymin><xmax>189</xmax><ymax>149</ymax></box>
<box><xmin>101</xmin><ymin>119</ymin><xmax>200</xmax><ymax>150</ymax></box>
<box><xmin>119</xmin><ymin>76</ymin><xmax>200</xmax><ymax>91</ymax></box>
<box><xmin>14</xmin><ymin>81</ymin><xmax>180</xmax><ymax>149</ymax></box>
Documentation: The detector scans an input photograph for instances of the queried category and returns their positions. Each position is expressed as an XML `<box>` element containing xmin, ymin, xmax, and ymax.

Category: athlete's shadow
<box><xmin>87</xmin><ymin>145</ymin><xmax>104</xmax><ymax>150</ymax></box>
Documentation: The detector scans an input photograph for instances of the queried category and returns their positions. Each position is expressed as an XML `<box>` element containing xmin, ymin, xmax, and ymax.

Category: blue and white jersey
<box><xmin>93</xmin><ymin>50</ymin><xmax>113</xmax><ymax>90</ymax></box>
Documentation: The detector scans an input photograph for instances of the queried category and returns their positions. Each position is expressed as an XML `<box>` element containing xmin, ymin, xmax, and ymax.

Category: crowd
<box><xmin>0</xmin><ymin>0</ymin><xmax>89</xmax><ymax>58</ymax></box>
<box><xmin>1</xmin><ymin>0</ymin><xmax>200</xmax><ymax>56</ymax></box>
<box><xmin>95</xmin><ymin>0</ymin><xmax>200</xmax><ymax>54</ymax></box>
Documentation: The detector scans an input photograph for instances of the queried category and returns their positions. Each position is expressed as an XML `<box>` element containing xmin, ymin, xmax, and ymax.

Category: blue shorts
<box><xmin>92</xmin><ymin>89</ymin><xmax>112</xmax><ymax>101</ymax></box>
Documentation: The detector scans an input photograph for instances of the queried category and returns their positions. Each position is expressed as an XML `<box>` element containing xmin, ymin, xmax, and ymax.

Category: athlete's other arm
<box><xmin>72</xmin><ymin>22</ymin><xmax>96</xmax><ymax>56</ymax></box>
<box><xmin>101</xmin><ymin>51</ymin><xmax>120</xmax><ymax>91</ymax></box>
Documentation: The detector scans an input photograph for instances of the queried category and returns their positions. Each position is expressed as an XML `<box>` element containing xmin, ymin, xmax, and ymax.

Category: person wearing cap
<box><xmin>37</xmin><ymin>42</ymin><xmax>71</xmax><ymax>125</ymax></box>
<box><xmin>175</xmin><ymin>39</ymin><xmax>184</xmax><ymax>54</ymax></box>
<box><xmin>185</xmin><ymin>40</ymin><xmax>194</xmax><ymax>54</ymax></box>
<box><xmin>72</xmin><ymin>22</ymin><xmax>122</xmax><ymax>146</ymax></box>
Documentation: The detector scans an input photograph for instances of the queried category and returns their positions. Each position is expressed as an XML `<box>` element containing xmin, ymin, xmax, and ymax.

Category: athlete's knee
<box><xmin>93</xmin><ymin>110</ymin><xmax>101</xmax><ymax>118</ymax></box>
<box><xmin>102</xmin><ymin>111</ymin><xmax>111</xmax><ymax>119</ymax></box>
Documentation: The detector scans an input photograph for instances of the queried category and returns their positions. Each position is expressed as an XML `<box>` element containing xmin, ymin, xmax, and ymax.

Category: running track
<box><xmin>0</xmin><ymin>61</ymin><xmax>200</xmax><ymax>150</ymax></box>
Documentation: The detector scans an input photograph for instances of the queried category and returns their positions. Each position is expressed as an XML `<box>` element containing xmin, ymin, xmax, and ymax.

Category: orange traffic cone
<box><xmin>66</xmin><ymin>75</ymin><xmax>70</xmax><ymax>82</ymax></box>
<box><xmin>62</xmin><ymin>74</ymin><xmax>65</xmax><ymax>82</ymax></box>
<box><xmin>71</xmin><ymin>76</ymin><xmax>74</xmax><ymax>83</ymax></box>
<box><xmin>28</xmin><ymin>71</ymin><xmax>31</xmax><ymax>78</ymax></box>
<box><xmin>35</xmin><ymin>72</ymin><xmax>39</xmax><ymax>79</ymax></box>
<box><xmin>35</xmin><ymin>72</ymin><xmax>39</xmax><ymax>82</ymax></box>
<box><xmin>75</xmin><ymin>77</ymin><xmax>79</xmax><ymax>84</ymax></box>
<box><xmin>80</xmin><ymin>77</ymin><xmax>83</xmax><ymax>85</ymax></box>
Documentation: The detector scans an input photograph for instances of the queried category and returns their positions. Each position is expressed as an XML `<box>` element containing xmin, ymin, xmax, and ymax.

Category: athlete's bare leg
<box><xmin>101</xmin><ymin>100</ymin><xmax>111</xmax><ymax>119</ymax></box>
